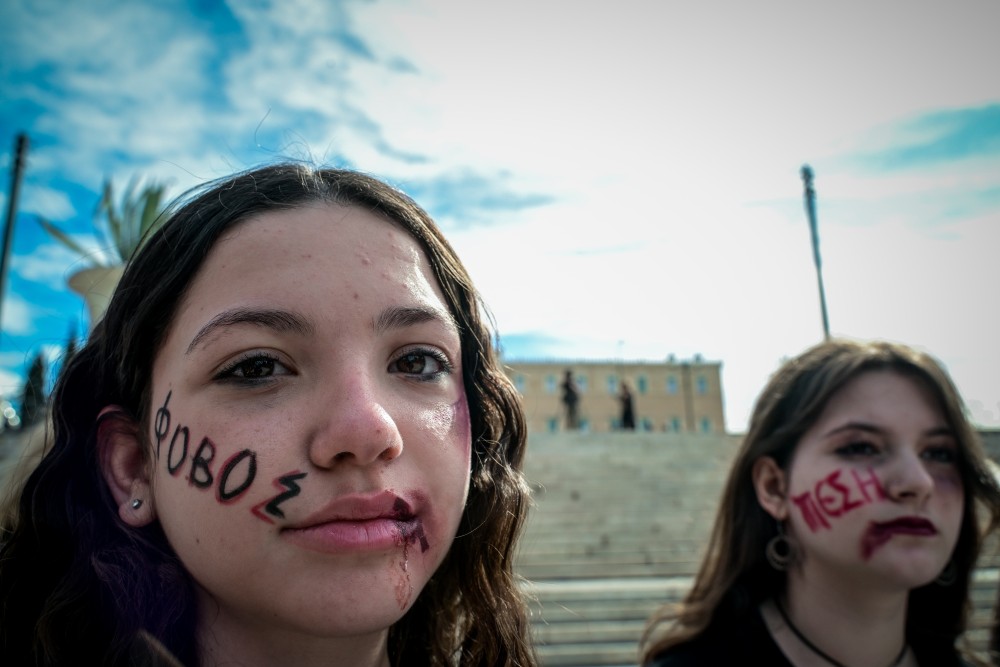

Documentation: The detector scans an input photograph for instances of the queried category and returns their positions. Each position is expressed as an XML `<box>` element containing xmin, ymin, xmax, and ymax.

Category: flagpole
<box><xmin>0</xmin><ymin>133</ymin><xmax>29</xmax><ymax>347</ymax></box>
<box><xmin>801</xmin><ymin>164</ymin><xmax>830</xmax><ymax>340</ymax></box>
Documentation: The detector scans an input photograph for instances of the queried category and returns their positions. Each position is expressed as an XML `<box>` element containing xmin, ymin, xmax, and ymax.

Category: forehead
<box><xmin>808</xmin><ymin>369</ymin><xmax>948</xmax><ymax>436</ymax></box>
<box><xmin>167</xmin><ymin>203</ymin><xmax>451</xmax><ymax>331</ymax></box>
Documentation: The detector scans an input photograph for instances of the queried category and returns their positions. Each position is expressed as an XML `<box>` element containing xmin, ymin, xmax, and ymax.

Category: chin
<box><xmin>869</xmin><ymin>556</ymin><xmax>950</xmax><ymax>591</ymax></box>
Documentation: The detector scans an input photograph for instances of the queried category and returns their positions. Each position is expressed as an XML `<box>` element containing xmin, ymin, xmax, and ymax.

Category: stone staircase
<box><xmin>515</xmin><ymin>431</ymin><xmax>1000</xmax><ymax>666</ymax></box>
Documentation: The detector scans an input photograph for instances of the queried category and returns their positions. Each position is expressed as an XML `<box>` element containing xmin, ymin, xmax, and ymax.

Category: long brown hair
<box><xmin>0</xmin><ymin>163</ymin><xmax>536</xmax><ymax>666</ymax></box>
<box><xmin>641</xmin><ymin>338</ymin><xmax>1000</xmax><ymax>664</ymax></box>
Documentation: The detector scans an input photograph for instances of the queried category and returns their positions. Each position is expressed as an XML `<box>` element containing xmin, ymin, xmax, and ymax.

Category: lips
<box><xmin>861</xmin><ymin>517</ymin><xmax>938</xmax><ymax>560</ymax></box>
<box><xmin>281</xmin><ymin>491</ymin><xmax>428</xmax><ymax>554</ymax></box>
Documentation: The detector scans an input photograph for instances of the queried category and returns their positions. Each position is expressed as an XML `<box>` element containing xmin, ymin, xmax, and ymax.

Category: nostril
<box><xmin>333</xmin><ymin>452</ymin><xmax>352</xmax><ymax>464</ymax></box>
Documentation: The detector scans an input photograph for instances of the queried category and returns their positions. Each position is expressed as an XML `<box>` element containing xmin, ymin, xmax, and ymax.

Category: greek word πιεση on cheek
<box><xmin>791</xmin><ymin>467</ymin><xmax>886</xmax><ymax>532</ymax></box>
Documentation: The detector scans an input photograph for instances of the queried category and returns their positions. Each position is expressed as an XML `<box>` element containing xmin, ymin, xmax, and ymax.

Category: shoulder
<box><xmin>647</xmin><ymin>605</ymin><xmax>792</xmax><ymax>667</ymax></box>
<box><xmin>646</xmin><ymin>639</ymin><xmax>715</xmax><ymax>667</ymax></box>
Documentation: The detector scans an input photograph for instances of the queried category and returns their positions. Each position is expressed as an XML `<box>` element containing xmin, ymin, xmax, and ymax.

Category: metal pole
<box><xmin>0</xmin><ymin>133</ymin><xmax>29</xmax><ymax>344</ymax></box>
<box><xmin>801</xmin><ymin>164</ymin><xmax>830</xmax><ymax>340</ymax></box>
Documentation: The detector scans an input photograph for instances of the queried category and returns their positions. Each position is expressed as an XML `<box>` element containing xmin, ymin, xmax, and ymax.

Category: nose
<box><xmin>883</xmin><ymin>448</ymin><xmax>935</xmax><ymax>505</ymax></box>
<box><xmin>307</xmin><ymin>370</ymin><xmax>404</xmax><ymax>469</ymax></box>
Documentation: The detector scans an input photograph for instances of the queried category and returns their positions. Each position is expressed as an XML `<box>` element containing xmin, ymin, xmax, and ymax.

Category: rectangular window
<box><xmin>667</xmin><ymin>376</ymin><xmax>678</xmax><ymax>394</ymax></box>
<box><xmin>515</xmin><ymin>374</ymin><xmax>526</xmax><ymax>393</ymax></box>
<box><xmin>545</xmin><ymin>375</ymin><xmax>556</xmax><ymax>394</ymax></box>
<box><xmin>696</xmin><ymin>375</ymin><xmax>708</xmax><ymax>395</ymax></box>
<box><xmin>700</xmin><ymin>417</ymin><xmax>711</xmax><ymax>433</ymax></box>
<box><xmin>637</xmin><ymin>376</ymin><xmax>647</xmax><ymax>394</ymax></box>
<box><xmin>577</xmin><ymin>375</ymin><xmax>588</xmax><ymax>393</ymax></box>
<box><xmin>547</xmin><ymin>417</ymin><xmax>558</xmax><ymax>433</ymax></box>
<box><xmin>607</xmin><ymin>375</ymin><xmax>618</xmax><ymax>394</ymax></box>
<box><xmin>670</xmin><ymin>417</ymin><xmax>682</xmax><ymax>432</ymax></box>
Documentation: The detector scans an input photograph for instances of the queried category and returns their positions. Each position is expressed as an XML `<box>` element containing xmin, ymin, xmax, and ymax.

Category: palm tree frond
<box><xmin>37</xmin><ymin>217</ymin><xmax>102</xmax><ymax>266</ymax></box>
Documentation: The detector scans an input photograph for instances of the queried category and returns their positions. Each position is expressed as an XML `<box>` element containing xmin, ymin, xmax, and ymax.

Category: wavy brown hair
<box><xmin>0</xmin><ymin>163</ymin><xmax>536</xmax><ymax>666</ymax></box>
<box><xmin>641</xmin><ymin>338</ymin><xmax>1000</xmax><ymax>665</ymax></box>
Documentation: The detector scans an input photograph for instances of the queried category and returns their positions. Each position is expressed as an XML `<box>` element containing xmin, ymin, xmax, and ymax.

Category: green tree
<box><xmin>62</xmin><ymin>324</ymin><xmax>78</xmax><ymax>370</ymax></box>
<box><xmin>20</xmin><ymin>352</ymin><xmax>46</xmax><ymax>427</ymax></box>
<box><xmin>38</xmin><ymin>176</ymin><xmax>169</xmax><ymax>266</ymax></box>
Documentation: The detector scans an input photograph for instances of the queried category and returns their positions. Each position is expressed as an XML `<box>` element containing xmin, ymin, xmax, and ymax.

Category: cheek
<box><xmin>787</xmin><ymin>467</ymin><xmax>887</xmax><ymax>534</ymax></box>
<box><xmin>424</xmin><ymin>392</ymin><xmax>472</xmax><ymax>460</ymax></box>
<box><xmin>149</xmin><ymin>392</ymin><xmax>285</xmax><ymax>522</ymax></box>
<box><xmin>932</xmin><ymin>468</ymin><xmax>963</xmax><ymax>494</ymax></box>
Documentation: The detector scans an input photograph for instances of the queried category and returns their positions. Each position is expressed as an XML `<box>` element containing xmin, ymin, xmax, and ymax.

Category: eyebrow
<box><xmin>823</xmin><ymin>421</ymin><xmax>955</xmax><ymax>439</ymax></box>
<box><xmin>373</xmin><ymin>306</ymin><xmax>459</xmax><ymax>336</ymax></box>
<box><xmin>186</xmin><ymin>307</ymin><xmax>313</xmax><ymax>354</ymax></box>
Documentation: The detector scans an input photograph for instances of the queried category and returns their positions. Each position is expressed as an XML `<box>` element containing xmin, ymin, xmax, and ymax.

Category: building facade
<box><xmin>503</xmin><ymin>356</ymin><xmax>726</xmax><ymax>434</ymax></box>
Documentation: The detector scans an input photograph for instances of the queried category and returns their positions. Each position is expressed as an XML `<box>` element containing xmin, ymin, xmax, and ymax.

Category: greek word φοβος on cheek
<box><xmin>151</xmin><ymin>391</ymin><xmax>264</xmax><ymax>507</ymax></box>
<box><xmin>251</xmin><ymin>471</ymin><xmax>308</xmax><ymax>523</ymax></box>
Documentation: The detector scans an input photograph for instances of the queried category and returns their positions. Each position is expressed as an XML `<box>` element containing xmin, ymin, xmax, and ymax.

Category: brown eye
<box><xmin>389</xmin><ymin>348</ymin><xmax>451</xmax><ymax>380</ymax></box>
<box><xmin>238</xmin><ymin>357</ymin><xmax>275</xmax><ymax>378</ymax></box>
<box><xmin>395</xmin><ymin>352</ymin><xmax>430</xmax><ymax>375</ymax></box>
<box><xmin>215</xmin><ymin>353</ymin><xmax>290</xmax><ymax>383</ymax></box>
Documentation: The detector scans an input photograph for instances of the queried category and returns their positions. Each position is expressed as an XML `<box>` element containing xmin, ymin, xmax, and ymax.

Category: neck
<box><xmin>196</xmin><ymin>610</ymin><xmax>391</xmax><ymax>667</ymax></box>
<box><xmin>775</xmin><ymin>569</ymin><xmax>909</xmax><ymax>667</ymax></box>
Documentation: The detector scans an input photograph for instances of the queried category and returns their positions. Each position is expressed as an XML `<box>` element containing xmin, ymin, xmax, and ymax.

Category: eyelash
<box><xmin>833</xmin><ymin>440</ymin><xmax>959</xmax><ymax>465</ymax></box>
<box><xmin>214</xmin><ymin>352</ymin><xmax>290</xmax><ymax>385</ymax></box>
<box><xmin>389</xmin><ymin>347</ymin><xmax>454</xmax><ymax>381</ymax></box>
<box><xmin>212</xmin><ymin>347</ymin><xmax>454</xmax><ymax>386</ymax></box>
<box><xmin>834</xmin><ymin>440</ymin><xmax>881</xmax><ymax>458</ymax></box>
<box><xmin>922</xmin><ymin>446</ymin><xmax>958</xmax><ymax>464</ymax></box>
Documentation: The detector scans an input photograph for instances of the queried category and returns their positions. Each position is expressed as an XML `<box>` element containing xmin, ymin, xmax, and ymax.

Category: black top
<box><xmin>647</xmin><ymin>605</ymin><xmax>791</xmax><ymax>666</ymax></box>
<box><xmin>647</xmin><ymin>605</ymin><xmax>971</xmax><ymax>667</ymax></box>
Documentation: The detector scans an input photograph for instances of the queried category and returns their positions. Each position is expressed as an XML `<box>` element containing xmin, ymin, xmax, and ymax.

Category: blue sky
<box><xmin>2</xmin><ymin>0</ymin><xmax>999</xmax><ymax>433</ymax></box>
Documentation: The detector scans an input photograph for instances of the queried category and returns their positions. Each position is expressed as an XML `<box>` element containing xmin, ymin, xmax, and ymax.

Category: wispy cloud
<box><xmin>1</xmin><ymin>292</ymin><xmax>37</xmax><ymax>336</ymax></box>
<box><xmin>853</xmin><ymin>105</ymin><xmax>1000</xmax><ymax>171</ymax></box>
<box><xmin>403</xmin><ymin>168</ymin><xmax>555</xmax><ymax>227</ymax></box>
<box><xmin>13</xmin><ymin>239</ymin><xmax>109</xmax><ymax>289</ymax></box>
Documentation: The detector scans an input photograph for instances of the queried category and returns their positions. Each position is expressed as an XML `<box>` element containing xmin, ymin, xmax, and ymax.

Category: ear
<box><xmin>752</xmin><ymin>456</ymin><xmax>790</xmax><ymax>521</ymax></box>
<box><xmin>97</xmin><ymin>406</ymin><xmax>157</xmax><ymax>527</ymax></box>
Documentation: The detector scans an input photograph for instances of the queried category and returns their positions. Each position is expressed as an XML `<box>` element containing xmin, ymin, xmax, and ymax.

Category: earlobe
<box><xmin>97</xmin><ymin>406</ymin><xmax>157</xmax><ymax>527</ymax></box>
<box><xmin>752</xmin><ymin>456</ymin><xmax>790</xmax><ymax>521</ymax></box>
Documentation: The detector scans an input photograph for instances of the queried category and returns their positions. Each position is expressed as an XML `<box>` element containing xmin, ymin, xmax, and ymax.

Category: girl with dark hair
<box><xmin>641</xmin><ymin>338</ymin><xmax>1000</xmax><ymax>667</ymax></box>
<box><xmin>0</xmin><ymin>163</ymin><xmax>537</xmax><ymax>667</ymax></box>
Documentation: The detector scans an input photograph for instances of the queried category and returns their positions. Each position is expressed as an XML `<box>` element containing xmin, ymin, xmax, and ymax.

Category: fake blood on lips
<box><xmin>860</xmin><ymin>517</ymin><xmax>937</xmax><ymax>560</ymax></box>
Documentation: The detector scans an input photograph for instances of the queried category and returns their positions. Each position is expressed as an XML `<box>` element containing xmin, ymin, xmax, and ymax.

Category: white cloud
<box><xmin>20</xmin><ymin>183</ymin><xmax>76</xmax><ymax>220</ymax></box>
<box><xmin>15</xmin><ymin>239</ymin><xmax>114</xmax><ymax>289</ymax></box>
<box><xmin>1</xmin><ymin>292</ymin><xmax>36</xmax><ymax>336</ymax></box>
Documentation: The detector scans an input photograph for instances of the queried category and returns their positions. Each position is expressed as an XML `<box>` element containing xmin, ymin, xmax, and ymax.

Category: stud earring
<box><xmin>130</xmin><ymin>498</ymin><xmax>143</xmax><ymax>510</ymax></box>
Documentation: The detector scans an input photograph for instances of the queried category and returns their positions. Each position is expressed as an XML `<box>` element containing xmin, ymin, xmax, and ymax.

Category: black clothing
<box><xmin>647</xmin><ymin>605</ymin><xmax>789</xmax><ymax>666</ymax></box>
<box><xmin>648</xmin><ymin>604</ymin><xmax>971</xmax><ymax>667</ymax></box>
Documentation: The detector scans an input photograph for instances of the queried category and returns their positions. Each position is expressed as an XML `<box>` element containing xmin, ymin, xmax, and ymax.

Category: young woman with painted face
<box><xmin>0</xmin><ymin>164</ymin><xmax>536</xmax><ymax>667</ymax></box>
<box><xmin>641</xmin><ymin>339</ymin><xmax>1000</xmax><ymax>667</ymax></box>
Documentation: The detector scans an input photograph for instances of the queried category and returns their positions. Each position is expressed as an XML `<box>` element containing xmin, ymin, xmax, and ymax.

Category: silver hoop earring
<box><xmin>130</xmin><ymin>498</ymin><xmax>143</xmax><ymax>510</ymax></box>
<box><xmin>765</xmin><ymin>523</ymin><xmax>795</xmax><ymax>571</ymax></box>
<box><xmin>935</xmin><ymin>560</ymin><xmax>956</xmax><ymax>586</ymax></box>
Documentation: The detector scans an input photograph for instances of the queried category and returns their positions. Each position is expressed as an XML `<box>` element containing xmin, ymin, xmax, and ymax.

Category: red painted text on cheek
<box><xmin>791</xmin><ymin>467</ymin><xmax>886</xmax><ymax>532</ymax></box>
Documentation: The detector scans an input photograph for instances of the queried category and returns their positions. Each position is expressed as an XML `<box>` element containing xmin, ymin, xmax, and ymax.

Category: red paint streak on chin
<box><xmin>395</xmin><ymin>515</ymin><xmax>430</xmax><ymax>553</ymax></box>
<box><xmin>861</xmin><ymin>525</ymin><xmax>893</xmax><ymax>560</ymax></box>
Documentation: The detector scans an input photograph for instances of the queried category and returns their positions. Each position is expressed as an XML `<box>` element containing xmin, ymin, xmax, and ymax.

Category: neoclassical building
<box><xmin>503</xmin><ymin>356</ymin><xmax>726</xmax><ymax>434</ymax></box>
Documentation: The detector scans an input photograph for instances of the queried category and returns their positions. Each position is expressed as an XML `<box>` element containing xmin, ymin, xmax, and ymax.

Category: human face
<box><xmin>781</xmin><ymin>370</ymin><xmax>963</xmax><ymax>590</ymax></box>
<box><xmin>147</xmin><ymin>204</ymin><xmax>471</xmax><ymax>643</ymax></box>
